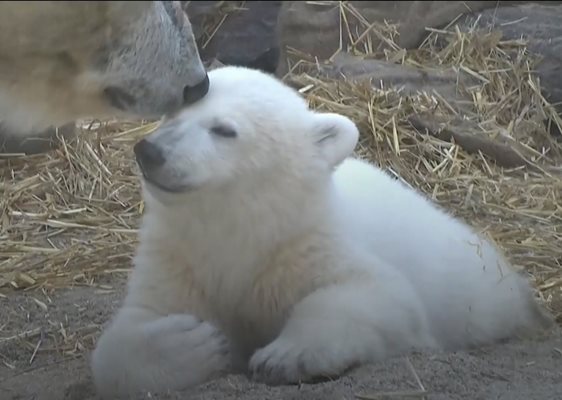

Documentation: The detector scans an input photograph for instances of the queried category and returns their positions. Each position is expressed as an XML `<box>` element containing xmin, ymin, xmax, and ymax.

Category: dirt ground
<box><xmin>0</xmin><ymin>276</ymin><xmax>560</xmax><ymax>400</ymax></box>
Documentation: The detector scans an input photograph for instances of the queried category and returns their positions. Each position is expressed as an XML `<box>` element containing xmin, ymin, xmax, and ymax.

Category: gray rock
<box><xmin>184</xmin><ymin>1</ymin><xmax>282</xmax><ymax>73</ymax></box>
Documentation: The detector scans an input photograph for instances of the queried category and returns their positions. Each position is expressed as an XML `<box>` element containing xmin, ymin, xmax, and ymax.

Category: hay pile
<box><xmin>0</xmin><ymin>4</ymin><xmax>561</xmax><ymax>335</ymax></box>
<box><xmin>0</xmin><ymin>120</ymin><xmax>155</xmax><ymax>292</ymax></box>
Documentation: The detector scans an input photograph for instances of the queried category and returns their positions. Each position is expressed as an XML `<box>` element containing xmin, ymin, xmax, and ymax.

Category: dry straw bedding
<box><xmin>0</xmin><ymin>3</ymin><xmax>561</xmax><ymax>359</ymax></box>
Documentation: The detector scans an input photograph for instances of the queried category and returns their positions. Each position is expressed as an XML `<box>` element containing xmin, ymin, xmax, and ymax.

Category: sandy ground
<box><xmin>1</xmin><ymin>279</ymin><xmax>561</xmax><ymax>400</ymax></box>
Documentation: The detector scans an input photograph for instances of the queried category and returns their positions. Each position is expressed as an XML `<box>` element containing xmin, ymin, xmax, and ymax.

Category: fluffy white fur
<box><xmin>91</xmin><ymin>65</ymin><xmax>552</xmax><ymax>398</ymax></box>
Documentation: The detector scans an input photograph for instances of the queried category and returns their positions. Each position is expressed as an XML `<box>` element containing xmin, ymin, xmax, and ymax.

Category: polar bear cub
<box><xmin>91</xmin><ymin>65</ymin><xmax>552</xmax><ymax>398</ymax></box>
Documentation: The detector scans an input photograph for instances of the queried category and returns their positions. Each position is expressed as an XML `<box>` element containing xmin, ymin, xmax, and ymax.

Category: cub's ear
<box><xmin>311</xmin><ymin>112</ymin><xmax>359</xmax><ymax>167</ymax></box>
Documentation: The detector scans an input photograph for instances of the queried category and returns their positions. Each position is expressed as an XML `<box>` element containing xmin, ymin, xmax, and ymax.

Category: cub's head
<box><xmin>134</xmin><ymin>65</ymin><xmax>359</xmax><ymax>201</ymax></box>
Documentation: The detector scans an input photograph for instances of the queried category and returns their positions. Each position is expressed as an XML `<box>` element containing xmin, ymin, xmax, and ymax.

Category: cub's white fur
<box><xmin>91</xmin><ymin>66</ymin><xmax>552</xmax><ymax>398</ymax></box>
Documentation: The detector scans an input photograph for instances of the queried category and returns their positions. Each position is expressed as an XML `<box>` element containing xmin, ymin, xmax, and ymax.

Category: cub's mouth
<box><xmin>139</xmin><ymin>171</ymin><xmax>185</xmax><ymax>194</ymax></box>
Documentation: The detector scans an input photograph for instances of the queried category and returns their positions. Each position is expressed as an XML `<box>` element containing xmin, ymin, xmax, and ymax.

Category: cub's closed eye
<box><xmin>211</xmin><ymin>125</ymin><xmax>237</xmax><ymax>138</ymax></box>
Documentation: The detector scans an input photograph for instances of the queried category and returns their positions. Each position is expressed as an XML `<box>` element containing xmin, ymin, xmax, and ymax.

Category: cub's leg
<box><xmin>91</xmin><ymin>305</ymin><xmax>230</xmax><ymax>399</ymax></box>
<box><xmin>249</xmin><ymin>275</ymin><xmax>437</xmax><ymax>385</ymax></box>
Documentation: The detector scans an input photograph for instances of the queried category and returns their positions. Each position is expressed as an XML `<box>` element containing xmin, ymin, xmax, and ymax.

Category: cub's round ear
<box><xmin>310</xmin><ymin>112</ymin><xmax>359</xmax><ymax>167</ymax></box>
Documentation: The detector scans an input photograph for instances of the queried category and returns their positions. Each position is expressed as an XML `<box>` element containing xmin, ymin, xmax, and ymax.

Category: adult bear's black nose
<box><xmin>134</xmin><ymin>139</ymin><xmax>165</xmax><ymax>171</ymax></box>
<box><xmin>183</xmin><ymin>73</ymin><xmax>210</xmax><ymax>105</ymax></box>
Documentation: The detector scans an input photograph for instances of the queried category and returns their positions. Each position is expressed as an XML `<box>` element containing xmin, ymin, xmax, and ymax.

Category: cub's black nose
<box><xmin>183</xmin><ymin>74</ymin><xmax>210</xmax><ymax>105</ymax></box>
<box><xmin>134</xmin><ymin>139</ymin><xmax>165</xmax><ymax>170</ymax></box>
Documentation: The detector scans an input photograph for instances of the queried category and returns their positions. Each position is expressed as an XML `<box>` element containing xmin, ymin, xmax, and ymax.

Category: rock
<box><xmin>408</xmin><ymin>115</ymin><xmax>537</xmax><ymax>169</ymax></box>
<box><xmin>275</xmin><ymin>1</ymin><xmax>556</xmax><ymax>77</ymax></box>
<box><xmin>183</xmin><ymin>1</ymin><xmax>282</xmax><ymax>73</ymax></box>
<box><xmin>295</xmin><ymin>52</ymin><xmax>475</xmax><ymax>111</ymax></box>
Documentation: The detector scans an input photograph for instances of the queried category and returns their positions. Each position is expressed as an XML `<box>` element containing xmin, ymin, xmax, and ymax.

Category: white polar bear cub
<box><xmin>91</xmin><ymin>65</ymin><xmax>553</xmax><ymax>398</ymax></box>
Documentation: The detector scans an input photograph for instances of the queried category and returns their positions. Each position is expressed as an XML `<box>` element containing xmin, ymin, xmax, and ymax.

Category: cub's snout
<box><xmin>135</xmin><ymin>139</ymin><xmax>166</xmax><ymax>173</ymax></box>
<box><xmin>134</xmin><ymin>138</ymin><xmax>187</xmax><ymax>194</ymax></box>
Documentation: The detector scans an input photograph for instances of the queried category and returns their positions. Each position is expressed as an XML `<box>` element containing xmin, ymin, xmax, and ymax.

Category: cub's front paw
<box><xmin>143</xmin><ymin>314</ymin><xmax>232</xmax><ymax>380</ymax></box>
<box><xmin>249</xmin><ymin>338</ymin><xmax>348</xmax><ymax>386</ymax></box>
<box><xmin>92</xmin><ymin>313</ymin><xmax>231</xmax><ymax>398</ymax></box>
